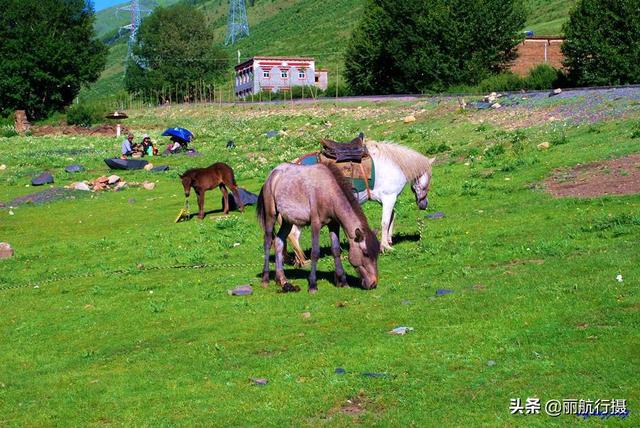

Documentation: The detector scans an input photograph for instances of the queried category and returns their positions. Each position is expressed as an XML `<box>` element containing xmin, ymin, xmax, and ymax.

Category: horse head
<box><xmin>179</xmin><ymin>172</ymin><xmax>192</xmax><ymax>197</ymax></box>
<box><xmin>411</xmin><ymin>157</ymin><xmax>435</xmax><ymax>210</ymax></box>
<box><xmin>347</xmin><ymin>227</ymin><xmax>380</xmax><ymax>289</ymax></box>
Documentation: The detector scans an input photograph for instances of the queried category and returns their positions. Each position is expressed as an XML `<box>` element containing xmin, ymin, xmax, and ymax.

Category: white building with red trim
<box><xmin>234</xmin><ymin>56</ymin><xmax>327</xmax><ymax>97</ymax></box>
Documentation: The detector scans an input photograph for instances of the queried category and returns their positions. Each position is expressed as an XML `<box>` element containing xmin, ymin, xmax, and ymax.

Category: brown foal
<box><xmin>180</xmin><ymin>162</ymin><xmax>244</xmax><ymax>218</ymax></box>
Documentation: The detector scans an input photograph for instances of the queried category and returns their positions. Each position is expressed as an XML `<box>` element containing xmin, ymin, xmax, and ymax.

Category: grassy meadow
<box><xmin>0</xmin><ymin>93</ymin><xmax>639</xmax><ymax>425</ymax></box>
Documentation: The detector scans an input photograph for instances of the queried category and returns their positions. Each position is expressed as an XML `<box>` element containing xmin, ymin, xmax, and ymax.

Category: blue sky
<box><xmin>93</xmin><ymin>0</ymin><xmax>125</xmax><ymax>11</ymax></box>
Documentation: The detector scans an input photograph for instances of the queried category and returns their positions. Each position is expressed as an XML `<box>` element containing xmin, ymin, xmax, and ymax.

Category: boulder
<box><xmin>143</xmin><ymin>163</ymin><xmax>154</xmax><ymax>171</ymax></box>
<box><xmin>0</xmin><ymin>164</ymin><xmax>7</xmax><ymax>171</ymax></box>
<box><xmin>537</xmin><ymin>142</ymin><xmax>550</xmax><ymax>150</ymax></box>
<box><xmin>549</xmin><ymin>88</ymin><xmax>562</xmax><ymax>97</ymax></box>
<box><xmin>403</xmin><ymin>115</ymin><xmax>416</xmax><ymax>123</ymax></box>
<box><xmin>0</xmin><ymin>242</ymin><xmax>14</xmax><ymax>259</ymax></box>
<box><xmin>70</xmin><ymin>182</ymin><xmax>91</xmax><ymax>191</ymax></box>
<box><xmin>142</xmin><ymin>181</ymin><xmax>155</xmax><ymax>190</ymax></box>
<box><xmin>31</xmin><ymin>172</ymin><xmax>54</xmax><ymax>186</ymax></box>
<box><xmin>64</xmin><ymin>164</ymin><xmax>84</xmax><ymax>173</ymax></box>
<box><xmin>107</xmin><ymin>175</ymin><xmax>121</xmax><ymax>185</ymax></box>
<box><xmin>228</xmin><ymin>285</ymin><xmax>253</xmax><ymax>296</ymax></box>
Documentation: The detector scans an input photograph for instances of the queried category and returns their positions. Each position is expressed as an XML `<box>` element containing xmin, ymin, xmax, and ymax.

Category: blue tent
<box><xmin>161</xmin><ymin>127</ymin><xmax>193</xmax><ymax>143</ymax></box>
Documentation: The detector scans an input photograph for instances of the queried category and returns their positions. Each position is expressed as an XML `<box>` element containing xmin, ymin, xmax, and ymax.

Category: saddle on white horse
<box><xmin>295</xmin><ymin>133</ymin><xmax>374</xmax><ymax>195</ymax></box>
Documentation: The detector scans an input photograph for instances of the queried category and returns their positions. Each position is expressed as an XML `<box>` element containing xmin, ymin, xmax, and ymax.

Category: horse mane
<box><xmin>365</xmin><ymin>141</ymin><xmax>432</xmax><ymax>181</ymax></box>
<box><xmin>324</xmin><ymin>163</ymin><xmax>372</xmax><ymax>233</ymax></box>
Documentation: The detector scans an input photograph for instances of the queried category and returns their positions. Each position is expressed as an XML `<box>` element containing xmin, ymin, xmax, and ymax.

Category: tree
<box><xmin>562</xmin><ymin>0</ymin><xmax>640</xmax><ymax>86</ymax></box>
<box><xmin>344</xmin><ymin>0</ymin><xmax>526</xmax><ymax>94</ymax></box>
<box><xmin>0</xmin><ymin>0</ymin><xmax>107</xmax><ymax>120</ymax></box>
<box><xmin>124</xmin><ymin>4</ymin><xmax>229</xmax><ymax>100</ymax></box>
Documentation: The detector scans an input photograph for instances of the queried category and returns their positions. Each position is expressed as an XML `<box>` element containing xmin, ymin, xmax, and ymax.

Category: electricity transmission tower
<box><xmin>225</xmin><ymin>0</ymin><xmax>250</xmax><ymax>45</ymax></box>
<box><xmin>117</xmin><ymin>0</ymin><xmax>152</xmax><ymax>65</ymax></box>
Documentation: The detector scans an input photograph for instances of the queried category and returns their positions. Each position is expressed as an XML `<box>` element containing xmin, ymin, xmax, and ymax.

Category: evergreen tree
<box><xmin>124</xmin><ymin>3</ymin><xmax>229</xmax><ymax>99</ymax></box>
<box><xmin>562</xmin><ymin>0</ymin><xmax>640</xmax><ymax>86</ymax></box>
<box><xmin>0</xmin><ymin>0</ymin><xmax>107</xmax><ymax>119</ymax></box>
<box><xmin>344</xmin><ymin>0</ymin><xmax>526</xmax><ymax>94</ymax></box>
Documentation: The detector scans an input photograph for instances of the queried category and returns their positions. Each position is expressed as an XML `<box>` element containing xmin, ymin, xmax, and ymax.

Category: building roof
<box><xmin>524</xmin><ymin>36</ymin><xmax>564</xmax><ymax>41</ymax></box>
<box><xmin>235</xmin><ymin>56</ymin><xmax>315</xmax><ymax>70</ymax></box>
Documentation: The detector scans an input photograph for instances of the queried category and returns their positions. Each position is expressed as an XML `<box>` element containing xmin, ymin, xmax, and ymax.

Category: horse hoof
<box><xmin>261</xmin><ymin>282</ymin><xmax>269</xmax><ymax>288</ymax></box>
<box><xmin>281</xmin><ymin>283</ymin><xmax>301</xmax><ymax>293</ymax></box>
<box><xmin>308</xmin><ymin>287</ymin><xmax>318</xmax><ymax>294</ymax></box>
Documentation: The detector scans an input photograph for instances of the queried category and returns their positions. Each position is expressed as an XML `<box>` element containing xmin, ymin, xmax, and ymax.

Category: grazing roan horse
<box><xmin>257</xmin><ymin>162</ymin><xmax>380</xmax><ymax>293</ymax></box>
<box><xmin>180</xmin><ymin>162</ymin><xmax>244</xmax><ymax>218</ymax></box>
<box><xmin>288</xmin><ymin>139</ymin><xmax>435</xmax><ymax>266</ymax></box>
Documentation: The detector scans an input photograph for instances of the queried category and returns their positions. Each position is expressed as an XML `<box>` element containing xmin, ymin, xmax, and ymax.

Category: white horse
<box><xmin>288</xmin><ymin>140</ymin><xmax>435</xmax><ymax>266</ymax></box>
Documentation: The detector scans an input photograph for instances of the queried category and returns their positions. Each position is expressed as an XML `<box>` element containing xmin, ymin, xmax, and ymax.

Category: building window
<box><xmin>281</xmin><ymin>70</ymin><xmax>288</xmax><ymax>78</ymax></box>
<box><xmin>263</xmin><ymin>71</ymin><xmax>270</xmax><ymax>78</ymax></box>
<box><xmin>315</xmin><ymin>76</ymin><xmax>319</xmax><ymax>82</ymax></box>
<box><xmin>298</xmin><ymin>72</ymin><xmax>306</xmax><ymax>79</ymax></box>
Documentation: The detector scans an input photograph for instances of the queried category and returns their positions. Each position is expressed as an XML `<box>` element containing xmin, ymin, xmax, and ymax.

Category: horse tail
<box><xmin>256</xmin><ymin>185</ymin><xmax>266</xmax><ymax>231</ymax></box>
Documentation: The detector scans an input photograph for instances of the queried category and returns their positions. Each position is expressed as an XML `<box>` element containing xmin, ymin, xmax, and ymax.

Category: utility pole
<box><xmin>225</xmin><ymin>0</ymin><xmax>250</xmax><ymax>45</ymax></box>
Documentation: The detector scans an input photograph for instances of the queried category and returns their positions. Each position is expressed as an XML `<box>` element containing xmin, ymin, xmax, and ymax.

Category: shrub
<box><xmin>1</xmin><ymin>125</ymin><xmax>18</xmax><ymax>138</ymax></box>
<box><xmin>66</xmin><ymin>103</ymin><xmax>108</xmax><ymax>127</ymax></box>
<box><xmin>477</xmin><ymin>73</ymin><xmax>525</xmax><ymax>93</ymax></box>
<box><xmin>321</xmin><ymin>81</ymin><xmax>353</xmax><ymax>98</ymax></box>
<box><xmin>524</xmin><ymin>64</ymin><xmax>562</xmax><ymax>90</ymax></box>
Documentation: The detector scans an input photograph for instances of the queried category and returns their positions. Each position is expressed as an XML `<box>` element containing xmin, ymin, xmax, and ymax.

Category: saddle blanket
<box><xmin>295</xmin><ymin>152</ymin><xmax>375</xmax><ymax>194</ymax></box>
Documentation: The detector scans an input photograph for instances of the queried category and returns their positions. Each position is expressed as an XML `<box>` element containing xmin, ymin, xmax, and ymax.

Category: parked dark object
<box><xmin>104</xmin><ymin>158</ymin><xmax>149</xmax><ymax>170</ymax></box>
<box><xmin>31</xmin><ymin>172</ymin><xmax>53</xmax><ymax>186</ymax></box>
<box><xmin>436</xmin><ymin>288</ymin><xmax>454</xmax><ymax>296</ymax></box>
<box><xmin>151</xmin><ymin>165</ymin><xmax>170</xmax><ymax>172</ymax></box>
<box><xmin>224</xmin><ymin>187</ymin><xmax>259</xmax><ymax>211</ymax></box>
<box><xmin>64</xmin><ymin>164</ymin><xmax>85</xmax><ymax>173</ymax></box>
<box><xmin>335</xmin><ymin>368</ymin><xmax>346</xmax><ymax>375</ymax></box>
<box><xmin>226</xmin><ymin>140</ymin><xmax>236</xmax><ymax>149</ymax></box>
<box><xmin>266</xmin><ymin>130</ymin><xmax>278</xmax><ymax>138</ymax></box>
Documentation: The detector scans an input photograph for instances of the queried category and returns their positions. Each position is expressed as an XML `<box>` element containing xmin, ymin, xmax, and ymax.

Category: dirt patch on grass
<box><xmin>1</xmin><ymin>188</ymin><xmax>86</xmax><ymax>208</ymax></box>
<box><xmin>328</xmin><ymin>391</ymin><xmax>370</xmax><ymax>417</ymax></box>
<box><xmin>545</xmin><ymin>154</ymin><xmax>640</xmax><ymax>197</ymax></box>
<box><xmin>31</xmin><ymin>124</ymin><xmax>127</xmax><ymax>137</ymax></box>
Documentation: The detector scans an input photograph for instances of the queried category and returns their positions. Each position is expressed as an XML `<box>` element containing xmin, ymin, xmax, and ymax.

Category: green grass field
<box><xmin>1</xmin><ymin>94</ymin><xmax>638</xmax><ymax>425</ymax></box>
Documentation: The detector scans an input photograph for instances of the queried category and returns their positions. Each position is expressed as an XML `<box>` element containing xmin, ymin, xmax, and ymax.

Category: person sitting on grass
<box><xmin>165</xmin><ymin>136</ymin><xmax>187</xmax><ymax>154</ymax></box>
<box><xmin>141</xmin><ymin>134</ymin><xmax>158</xmax><ymax>156</ymax></box>
<box><xmin>121</xmin><ymin>132</ymin><xmax>135</xmax><ymax>159</ymax></box>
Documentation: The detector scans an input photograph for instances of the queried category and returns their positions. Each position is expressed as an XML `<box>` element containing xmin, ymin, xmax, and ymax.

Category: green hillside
<box><xmin>525</xmin><ymin>0</ymin><xmax>577</xmax><ymax>36</ymax></box>
<box><xmin>81</xmin><ymin>0</ymin><xmax>577</xmax><ymax>104</ymax></box>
